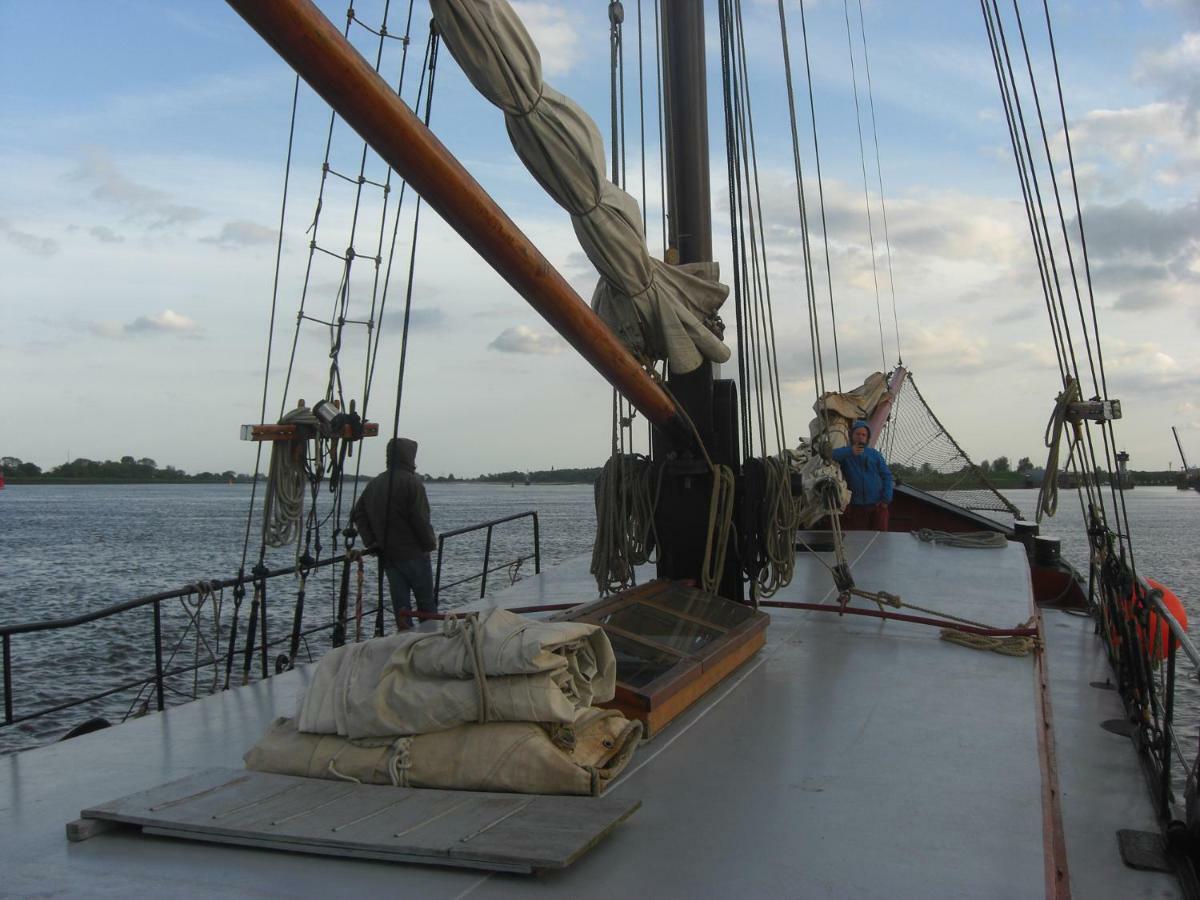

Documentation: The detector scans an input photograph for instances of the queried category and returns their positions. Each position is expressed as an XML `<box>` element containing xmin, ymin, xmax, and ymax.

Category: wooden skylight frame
<box><xmin>556</xmin><ymin>581</ymin><xmax>769</xmax><ymax>738</ymax></box>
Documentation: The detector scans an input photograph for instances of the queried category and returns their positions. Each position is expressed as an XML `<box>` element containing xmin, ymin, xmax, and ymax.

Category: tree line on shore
<box><xmin>1</xmin><ymin>456</ymin><xmax>259</xmax><ymax>483</ymax></box>
<box><xmin>2</xmin><ymin>455</ymin><xmax>1178</xmax><ymax>488</ymax></box>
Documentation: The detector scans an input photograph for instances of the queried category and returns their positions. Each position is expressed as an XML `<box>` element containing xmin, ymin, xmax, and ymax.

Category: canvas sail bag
<box><xmin>246</xmin><ymin>709</ymin><xmax>642</xmax><ymax>796</ymax></box>
<box><xmin>297</xmin><ymin>609</ymin><xmax>617</xmax><ymax>739</ymax></box>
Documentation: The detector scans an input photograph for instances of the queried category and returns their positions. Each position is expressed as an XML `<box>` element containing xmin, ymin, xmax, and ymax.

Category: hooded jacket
<box><xmin>831</xmin><ymin>420</ymin><xmax>894</xmax><ymax>506</ymax></box>
<box><xmin>352</xmin><ymin>438</ymin><xmax>437</xmax><ymax>563</ymax></box>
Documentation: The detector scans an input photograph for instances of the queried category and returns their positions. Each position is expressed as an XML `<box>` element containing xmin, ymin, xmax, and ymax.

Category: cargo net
<box><xmin>877</xmin><ymin>373</ymin><xmax>1020</xmax><ymax>517</ymax></box>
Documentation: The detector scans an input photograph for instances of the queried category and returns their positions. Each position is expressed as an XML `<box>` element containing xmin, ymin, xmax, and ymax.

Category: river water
<box><xmin>0</xmin><ymin>481</ymin><xmax>1196</xmax><ymax>755</ymax></box>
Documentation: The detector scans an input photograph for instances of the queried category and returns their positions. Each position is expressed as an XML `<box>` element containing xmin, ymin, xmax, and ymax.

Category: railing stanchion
<box><xmin>1162</xmin><ymin>642</ymin><xmax>1177</xmax><ymax>815</ymax></box>
<box><xmin>533</xmin><ymin>512</ymin><xmax>541</xmax><ymax>574</ymax></box>
<box><xmin>481</xmin><ymin>525</ymin><xmax>494</xmax><ymax>598</ymax></box>
<box><xmin>153</xmin><ymin>600</ymin><xmax>165</xmax><ymax>712</ymax></box>
<box><xmin>434</xmin><ymin>536</ymin><xmax>446</xmax><ymax>604</ymax></box>
<box><xmin>259</xmin><ymin>578</ymin><xmax>270</xmax><ymax>680</ymax></box>
<box><xmin>3</xmin><ymin>634</ymin><xmax>13</xmax><ymax>725</ymax></box>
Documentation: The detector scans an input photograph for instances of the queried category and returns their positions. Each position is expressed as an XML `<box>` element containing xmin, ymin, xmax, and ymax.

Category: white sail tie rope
<box><xmin>1036</xmin><ymin>379</ymin><xmax>1080</xmax><ymax>524</ymax></box>
<box><xmin>442</xmin><ymin>613</ymin><xmax>493</xmax><ymax>725</ymax></box>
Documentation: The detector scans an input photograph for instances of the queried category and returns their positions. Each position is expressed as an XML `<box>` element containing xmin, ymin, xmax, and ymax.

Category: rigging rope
<box><xmin>841</xmin><ymin>0</ymin><xmax>887</xmax><ymax>371</ymax></box>
<box><xmin>852</xmin><ymin>0</ymin><xmax>902</xmax><ymax>363</ymax></box>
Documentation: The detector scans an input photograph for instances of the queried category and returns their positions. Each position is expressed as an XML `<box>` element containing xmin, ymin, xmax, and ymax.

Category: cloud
<box><xmin>380</xmin><ymin>307</ymin><xmax>447</xmax><ymax>332</ymax></box>
<box><xmin>0</xmin><ymin>218</ymin><xmax>58</xmax><ymax>257</ymax></box>
<box><xmin>1137</xmin><ymin>32</ymin><xmax>1200</xmax><ymax>130</ymax></box>
<box><xmin>70</xmin><ymin>150</ymin><xmax>204</xmax><ymax>229</ymax></box>
<box><xmin>1080</xmin><ymin>199</ymin><xmax>1200</xmax><ymax>261</ymax></box>
<box><xmin>200</xmin><ymin>220</ymin><xmax>276</xmax><ymax>248</ymax></box>
<box><xmin>89</xmin><ymin>225</ymin><xmax>124</xmax><ymax>244</ymax></box>
<box><xmin>488</xmin><ymin>324</ymin><xmax>564</xmax><ymax>355</ymax></box>
<box><xmin>91</xmin><ymin>309</ymin><xmax>200</xmax><ymax>339</ymax></box>
<box><xmin>1063</xmin><ymin>102</ymin><xmax>1200</xmax><ymax>197</ymax></box>
<box><xmin>510</xmin><ymin>3</ymin><xmax>583</xmax><ymax>78</ymax></box>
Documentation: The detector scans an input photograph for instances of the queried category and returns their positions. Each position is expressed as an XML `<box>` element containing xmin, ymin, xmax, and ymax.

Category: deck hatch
<box><xmin>556</xmin><ymin>580</ymin><xmax>769</xmax><ymax>737</ymax></box>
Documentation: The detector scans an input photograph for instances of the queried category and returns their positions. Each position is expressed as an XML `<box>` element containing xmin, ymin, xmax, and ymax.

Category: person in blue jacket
<box><xmin>831</xmin><ymin>419</ymin><xmax>894</xmax><ymax>531</ymax></box>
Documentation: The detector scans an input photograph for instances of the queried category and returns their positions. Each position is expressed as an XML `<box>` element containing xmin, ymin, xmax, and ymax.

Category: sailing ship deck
<box><xmin>0</xmin><ymin>532</ymin><xmax>1179</xmax><ymax>897</ymax></box>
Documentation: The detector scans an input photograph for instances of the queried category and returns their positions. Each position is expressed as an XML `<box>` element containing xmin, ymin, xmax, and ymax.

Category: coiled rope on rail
<box><xmin>1036</xmin><ymin>378</ymin><xmax>1080</xmax><ymax>524</ymax></box>
<box><xmin>261</xmin><ymin>406</ymin><xmax>319</xmax><ymax>549</ymax></box>
<box><xmin>591</xmin><ymin>453</ymin><xmax>661</xmax><ymax>594</ymax></box>
<box><xmin>939</xmin><ymin>619</ymin><xmax>1038</xmax><ymax>657</ymax></box>
<box><xmin>756</xmin><ymin>453</ymin><xmax>800</xmax><ymax>597</ymax></box>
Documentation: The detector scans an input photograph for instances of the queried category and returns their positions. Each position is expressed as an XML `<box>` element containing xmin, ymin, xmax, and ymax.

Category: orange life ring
<box><xmin>1143</xmin><ymin>579</ymin><xmax>1188</xmax><ymax>662</ymax></box>
<box><xmin>1111</xmin><ymin>579</ymin><xmax>1189</xmax><ymax>661</ymax></box>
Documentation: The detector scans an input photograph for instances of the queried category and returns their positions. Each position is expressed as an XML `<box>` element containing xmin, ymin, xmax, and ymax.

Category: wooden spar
<box><xmin>867</xmin><ymin>366</ymin><xmax>907</xmax><ymax>447</ymax></box>
<box><xmin>224</xmin><ymin>0</ymin><xmax>684</xmax><ymax>438</ymax></box>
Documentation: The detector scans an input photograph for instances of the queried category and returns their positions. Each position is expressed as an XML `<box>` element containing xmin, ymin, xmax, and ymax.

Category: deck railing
<box><xmin>1</xmin><ymin>511</ymin><xmax>543</xmax><ymax>745</ymax></box>
<box><xmin>433</xmin><ymin>511</ymin><xmax>540</xmax><ymax>602</ymax></box>
<box><xmin>1094</xmin><ymin>552</ymin><xmax>1200</xmax><ymax>862</ymax></box>
<box><xmin>0</xmin><ymin>552</ymin><xmax>375</xmax><ymax>733</ymax></box>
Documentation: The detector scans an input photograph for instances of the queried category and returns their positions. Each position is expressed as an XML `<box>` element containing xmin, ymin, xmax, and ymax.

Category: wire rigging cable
<box><xmin>841</xmin><ymin>0</ymin><xmax>887</xmax><ymax>371</ymax></box>
<box><xmin>852</xmin><ymin>0</ymin><xmax>902</xmax><ymax>364</ymax></box>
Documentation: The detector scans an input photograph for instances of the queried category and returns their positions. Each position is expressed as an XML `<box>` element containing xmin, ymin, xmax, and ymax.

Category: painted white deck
<box><xmin>0</xmin><ymin>532</ymin><xmax>1180</xmax><ymax>897</ymax></box>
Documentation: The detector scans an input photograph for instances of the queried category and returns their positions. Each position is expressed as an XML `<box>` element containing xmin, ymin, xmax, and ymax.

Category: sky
<box><xmin>1</xmin><ymin>0</ymin><xmax>1197</xmax><ymax>478</ymax></box>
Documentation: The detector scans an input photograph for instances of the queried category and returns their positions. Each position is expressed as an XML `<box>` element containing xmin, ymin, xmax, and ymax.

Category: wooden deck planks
<box><xmin>72</xmin><ymin>768</ymin><xmax>639</xmax><ymax>874</ymax></box>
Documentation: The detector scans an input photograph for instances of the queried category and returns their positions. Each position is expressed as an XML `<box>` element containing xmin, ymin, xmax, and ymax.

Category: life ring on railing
<box><xmin>1120</xmin><ymin>579</ymin><xmax>1189</xmax><ymax>662</ymax></box>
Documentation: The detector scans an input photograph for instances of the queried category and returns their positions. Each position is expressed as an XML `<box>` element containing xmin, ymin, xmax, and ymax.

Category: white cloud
<box><xmin>201</xmin><ymin>220</ymin><xmax>277</xmax><ymax>248</ymax></box>
<box><xmin>510</xmin><ymin>3</ymin><xmax>583</xmax><ymax>78</ymax></box>
<box><xmin>70</xmin><ymin>150</ymin><xmax>205</xmax><ymax>229</ymax></box>
<box><xmin>0</xmin><ymin>218</ymin><xmax>58</xmax><ymax>257</ymax></box>
<box><xmin>488</xmin><ymin>324</ymin><xmax>564</xmax><ymax>355</ymax></box>
<box><xmin>1137</xmin><ymin>32</ymin><xmax>1200</xmax><ymax>129</ymax></box>
<box><xmin>92</xmin><ymin>309</ymin><xmax>200</xmax><ymax>339</ymax></box>
<box><xmin>89</xmin><ymin>225</ymin><xmax>125</xmax><ymax>244</ymax></box>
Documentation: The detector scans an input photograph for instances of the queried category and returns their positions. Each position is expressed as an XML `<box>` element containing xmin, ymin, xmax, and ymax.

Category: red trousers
<box><xmin>841</xmin><ymin>503</ymin><xmax>890</xmax><ymax>531</ymax></box>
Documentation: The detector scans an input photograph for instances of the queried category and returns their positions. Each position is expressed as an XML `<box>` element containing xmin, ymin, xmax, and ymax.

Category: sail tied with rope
<box><xmin>430</xmin><ymin>0</ymin><xmax>730</xmax><ymax>374</ymax></box>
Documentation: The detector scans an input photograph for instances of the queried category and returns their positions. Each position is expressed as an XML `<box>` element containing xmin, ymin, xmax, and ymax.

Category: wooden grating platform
<box><xmin>68</xmin><ymin>768</ymin><xmax>640</xmax><ymax>874</ymax></box>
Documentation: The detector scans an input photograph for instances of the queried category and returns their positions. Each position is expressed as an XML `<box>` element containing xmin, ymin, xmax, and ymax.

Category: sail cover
<box><xmin>430</xmin><ymin>0</ymin><xmax>730</xmax><ymax>373</ymax></box>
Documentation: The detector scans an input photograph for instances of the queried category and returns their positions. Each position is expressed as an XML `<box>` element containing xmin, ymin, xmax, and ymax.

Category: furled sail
<box><xmin>430</xmin><ymin>0</ymin><xmax>730</xmax><ymax>373</ymax></box>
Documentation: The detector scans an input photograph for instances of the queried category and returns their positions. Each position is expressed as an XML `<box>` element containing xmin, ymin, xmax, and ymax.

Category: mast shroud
<box><xmin>225</xmin><ymin>0</ymin><xmax>685</xmax><ymax>438</ymax></box>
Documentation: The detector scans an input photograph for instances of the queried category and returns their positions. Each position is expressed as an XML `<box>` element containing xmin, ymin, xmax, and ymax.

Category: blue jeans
<box><xmin>384</xmin><ymin>555</ymin><xmax>436</xmax><ymax>629</ymax></box>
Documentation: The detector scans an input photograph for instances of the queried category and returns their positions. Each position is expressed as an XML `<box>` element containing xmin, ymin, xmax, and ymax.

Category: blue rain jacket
<box><xmin>832</xmin><ymin>444</ymin><xmax>894</xmax><ymax>506</ymax></box>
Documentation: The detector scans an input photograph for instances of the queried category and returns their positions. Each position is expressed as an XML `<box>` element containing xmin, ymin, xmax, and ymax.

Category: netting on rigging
<box><xmin>877</xmin><ymin>373</ymin><xmax>1019</xmax><ymax>517</ymax></box>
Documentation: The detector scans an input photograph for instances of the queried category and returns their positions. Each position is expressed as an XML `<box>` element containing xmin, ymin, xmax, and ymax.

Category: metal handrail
<box><xmin>1</xmin><ymin>551</ymin><xmax>373</xmax><ymax>730</ymax></box>
<box><xmin>1143</xmin><ymin>577</ymin><xmax>1200</xmax><ymax>675</ymax></box>
<box><xmin>433</xmin><ymin>511</ymin><xmax>540</xmax><ymax>602</ymax></box>
<box><xmin>0</xmin><ymin>552</ymin><xmax>369</xmax><ymax>638</ymax></box>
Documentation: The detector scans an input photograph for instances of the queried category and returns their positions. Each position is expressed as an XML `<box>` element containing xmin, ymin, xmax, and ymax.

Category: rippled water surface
<box><xmin>0</xmin><ymin>481</ymin><xmax>597</xmax><ymax>753</ymax></box>
<box><xmin>0</xmin><ymin>482</ymin><xmax>1196</xmax><ymax>756</ymax></box>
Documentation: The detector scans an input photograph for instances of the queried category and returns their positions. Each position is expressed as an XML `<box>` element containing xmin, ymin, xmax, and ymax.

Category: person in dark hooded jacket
<box><xmin>352</xmin><ymin>437</ymin><xmax>437</xmax><ymax>628</ymax></box>
<box><xmin>831</xmin><ymin>419</ymin><xmax>894</xmax><ymax>531</ymax></box>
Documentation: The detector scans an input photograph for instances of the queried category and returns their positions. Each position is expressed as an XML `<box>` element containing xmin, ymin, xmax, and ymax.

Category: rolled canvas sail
<box><xmin>296</xmin><ymin>609</ymin><xmax>617</xmax><ymax>738</ymax></box>
<box><xmin>430</xmin><ymin>0</ymin><xmax>730</xmax><ymax>373</ymax></box>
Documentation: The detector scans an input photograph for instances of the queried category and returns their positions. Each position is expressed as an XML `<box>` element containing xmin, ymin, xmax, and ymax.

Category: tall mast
<box><xmin>656</xmin><ymin>0</ymin><xmax>743</xmax><ymax>601</ymax></box>
<box><xmin>662</xmin><ymin>1</ymin><xmax>712</xmax><ymax>265</ymax></box>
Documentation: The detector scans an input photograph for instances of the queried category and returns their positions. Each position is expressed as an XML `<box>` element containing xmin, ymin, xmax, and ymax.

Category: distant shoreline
<box><xmin>2</xmin><ymin>477</ymin><xmax>598</xmax><ymax>486</ymax></box>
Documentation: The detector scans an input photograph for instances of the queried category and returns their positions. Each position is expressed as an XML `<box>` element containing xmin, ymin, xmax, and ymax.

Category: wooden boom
<box><xmin>225</xmin><ymin>0</ymin><xmax>686</xmax><ymax>440</ymax></box>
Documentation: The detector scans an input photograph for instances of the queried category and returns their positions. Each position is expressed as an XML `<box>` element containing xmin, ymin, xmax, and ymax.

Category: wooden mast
<box><xmin>655</xmin><ymin>0</ymin><xmax>744</xmax><ymax>601</ymax></box>
<box><xmin>224</xmin><ymin>0</ymin><xmax>687</xmax><ymax>442</ymax></box>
